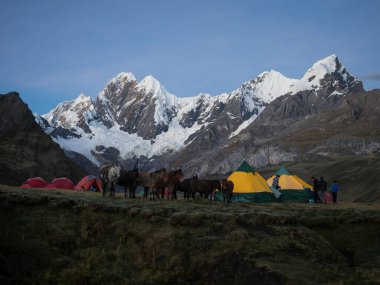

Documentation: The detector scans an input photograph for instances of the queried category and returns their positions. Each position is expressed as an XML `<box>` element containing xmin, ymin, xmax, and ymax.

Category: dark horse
<box><xmin>190</xmin><ymin>175</ymin><xmax>220</xmax><ymax>200</ymax></box>
<box><xmin>174</xmin><ymin>178</ymin><xmax>194</xmax><ymax>200</ymax></box>
<box><xmin>118</xmin><ymin>169</ymin><xmax>139</xmax><ymax>198</ymax></box>
<box><xmin>118</xmin><ymin>168</ymin><xmax>169</xmax><ymax>200</ymax></box>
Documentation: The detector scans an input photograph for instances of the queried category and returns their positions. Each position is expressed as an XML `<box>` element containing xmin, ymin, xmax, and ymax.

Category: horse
<box><xmin>166</xmin><ymin>169</ymin><xmax>184</xmax><ymax>200</ymax></box>
<box><xmin>112</xmin><ymin>166</ymin><xmax>183</xmax><ymax>201</ymax></box>
<box><xmin>190</xmin><ymin>175</ymin><xmax>220</xmax><ymax>200</ymax></box>
<box><xmin>100</xmin><ymin>163</ymin><xmax>121</xmax><ymax>198</ymax></box>
<box><xmin>174</xmin><ymin>178</ymin><xmax>194</xmax><ymax>200</ymax></box>
<box><xmin>118</xmin><ymin>169</ymin><xmax>139</xmax><ymax>198</ymax></box>
<box><xmin>149</xmin><ymin>168</ymin><xmax>167</xmax><ymax>200</ymax></box>
<box><xmin>220</xmin><ymin>179</ymin><xmax>234</xmax><ymax>204</ymax></box>
<box><xmin>117</xmin><ymin>168</ymin><xmax>168</xmax><ymax>200</ymax></box>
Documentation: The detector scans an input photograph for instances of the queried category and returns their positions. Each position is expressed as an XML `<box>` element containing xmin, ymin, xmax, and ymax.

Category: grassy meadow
<box><xmin>0</xmin><ymin>185</ymin><xmax>379</xmax><ymax>284</ymax></box>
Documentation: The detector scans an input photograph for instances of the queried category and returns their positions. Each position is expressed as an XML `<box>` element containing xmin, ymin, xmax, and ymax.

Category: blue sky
<box><xmin>1</xmin><ymin>0</ymin><xmax>379</xmax><ymax>114</ymax></box>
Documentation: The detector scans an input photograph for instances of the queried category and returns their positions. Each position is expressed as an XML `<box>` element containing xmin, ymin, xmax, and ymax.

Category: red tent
<box><xmin>51</xmin><ymin>177</ymin><xmax>75</xmax><ymax>190</ymax></box>
<box><xmin>20</xmin><ymin>177</ymin><xmax>48</xmax><ymax>188</ymax></box>
<box><xmin>75</xmin><ymin>175</ymin><xmax>103</xmax><ymax>193</ymax></box>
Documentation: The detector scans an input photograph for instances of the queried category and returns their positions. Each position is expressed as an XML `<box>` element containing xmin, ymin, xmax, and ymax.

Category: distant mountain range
<box><xmin>34</xmin><ymin>54</ymin><xmax>379</xmax><ymax>177</ymax></box>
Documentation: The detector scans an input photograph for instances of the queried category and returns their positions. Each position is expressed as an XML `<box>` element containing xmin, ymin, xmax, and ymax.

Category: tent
<box><xmin>267</xmin><ymin>166</ymin><xmax>312</xmax><ymax>202</ymax></box>
<box><xmin>216</xmin><ymin>161</ymin><xmax>275</xmax><ymax>202</ymax></box>
<box><xmin>20</xmin><ymin>177</ymin><xmax>48</xmax><ymax>188</ymax></box>
<box><xmin>75</xmin><ymin>175</ymin><xmax>103</xmax><ymax>193</ymax></box>
<box><xmin>50</xmin><ymin>177</ymin><xmax>75</xmax><ymax>190</ymax></box>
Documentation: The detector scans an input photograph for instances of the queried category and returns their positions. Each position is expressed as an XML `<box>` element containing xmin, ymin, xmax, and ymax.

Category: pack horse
<box><xmin>100</xmin><ymin>163</ymin><xmax>121</xmax><ymax>198</ymax></box>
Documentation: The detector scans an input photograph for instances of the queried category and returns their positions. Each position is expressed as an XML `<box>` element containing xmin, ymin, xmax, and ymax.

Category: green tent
<box><xmin>267</xmin><ymin>166</ymin><xmax>312</xmax><ymax>202</ymax></box>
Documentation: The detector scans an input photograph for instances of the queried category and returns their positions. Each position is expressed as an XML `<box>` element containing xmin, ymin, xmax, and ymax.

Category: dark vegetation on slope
<box><xmin>1</xmin><ymin>186</ymin><xmax>379</xmax><ymax>285</ymax></box>
<box><xmin>0</xmin><ymin>92</ymin><xmax>84</xmax><ymax>186</ymax></box>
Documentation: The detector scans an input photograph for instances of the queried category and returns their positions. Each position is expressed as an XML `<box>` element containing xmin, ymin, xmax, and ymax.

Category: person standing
<box><xmin>272</xmin><ymin>175</ymin><xmax>281</xmax><ymax>190</ymax></box>
<box><xmin>312</xmin><ymin>177</ymin><xmax>321</xmax><ymax>203</ymax></box>
<box><xmin>331</xmin><ymin>180</ymin><xmax>339</xmax><ymax>203</ymax></box>
<box><xmin>318</xmin><ymin>177</ymin><xmax>327</xmax><ymax>204</ymax></box>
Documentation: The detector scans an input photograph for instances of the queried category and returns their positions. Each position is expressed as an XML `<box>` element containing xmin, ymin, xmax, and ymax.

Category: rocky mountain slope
<box><xmin>36</xmin><ymin>55</ymin><xmax>371</xmax><ymax>175</ymax></box>
<box><xmin>175</xmin><ymin>88</ymin><xmax>380</xmax><ymax>174</ymax></box>
<box><xmin>0</xmin><ymin>92</ymin><xmax>84</xmax><ymax>185</ymax></box>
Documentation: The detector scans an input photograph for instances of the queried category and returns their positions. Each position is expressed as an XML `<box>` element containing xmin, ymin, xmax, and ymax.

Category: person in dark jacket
<box><xmin>331</xmin><ymin>180</ymin><xmax>339</xmax><ymax>203</ymax></box>
<box><xmin>272</xmin><ymin>175</ymin><xmax>281</xmax><ymax>190</ymax></box>
<box><xmin>318</xmin><ymin>177</ymin><xmax>327</xmax><ymax>204</ymax></box>
<box><xmin>312</xmin><ymin>177</ymin><xmax>321</xmax><ymax>203</ymax></box>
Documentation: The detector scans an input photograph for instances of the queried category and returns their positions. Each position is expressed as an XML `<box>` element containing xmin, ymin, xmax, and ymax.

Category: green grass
<box><xmin>1</xmin><ymin>185</ymin><xmax>380</xmax><ymax>284</ymax></box>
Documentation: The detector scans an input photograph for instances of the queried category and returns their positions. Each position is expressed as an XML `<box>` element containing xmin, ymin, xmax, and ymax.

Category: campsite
<box><xmin>1</xmin><ymin>160</ymin><xmax>379</xmax><ymax>284</ymax></box>
<box><xmin>1</xmin><ymin>1</ymin><xmax>379</xmax><ymax>284</ymax></box>
<box><xmin>16</xmin><ymin>161</ymin><xmax>333</xmax><ymax>204</ymax></box>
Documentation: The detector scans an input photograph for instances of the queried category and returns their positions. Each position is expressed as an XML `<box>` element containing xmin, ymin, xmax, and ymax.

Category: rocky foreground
<box><xmin>0</xmin><ymin>186</ymin><xmax>379</xmax><ymax>284</ymax></box>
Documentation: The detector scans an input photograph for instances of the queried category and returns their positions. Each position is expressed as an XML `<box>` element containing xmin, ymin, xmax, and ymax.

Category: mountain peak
<box><xmin>302</xmin><ymin>54</ymin><xmax>341</xmax><ymax>82</ymax></box>
<box><xmin>318</xmin><ymin>53</ymin><xmax>337</xmax><ymax>63</ymax></box>
<box><xmin>235</xmin><ymin>69</ymin><xmax>298</xmax><ymax>104</ymax></box>
<box><xmin>258</xmin><ymin>70</ymin><xmax>285</xmax><ymax>78</ymax></box>
<box><xmin>115</xmin><ymin>72</ymin><xmax>136</xmax><ymax>82</ymax></box>
<box><xmin>300</xmin><ymin>54</ymin><xmax>363</xmax><ymax>94</ymax></box>
<box><xmin>138</xmin><ymin>75</ymin><xmax>162</xmax><ymax>93</ymax></box>
<box><xmin>312</xmin><ymin>54</ymin><xmax>338</xmax><ymax>72</ymax></box>
<box><xmin>105</xmin><ymin>72</ymin><xmax>136</xmax><ymax>89</ymax></box>
<box><xmin>137</xmin><ymin>75</ymin><xmax>177</xmax><ymax>103</ymax></box>
<box><xmin>74</xmin><ymin>93</ymin><xmax>91</xmax><ymax>103</ymax></box>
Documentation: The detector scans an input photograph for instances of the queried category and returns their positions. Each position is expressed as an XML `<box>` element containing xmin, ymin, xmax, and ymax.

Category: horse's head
<box><xmin>175</xmin><ymin>169</ymin><xmax>184</xmax><ymax>182</ymax></box>
<box><xmin>219</xmin><ymin>179</ymin><xmax>227</xmax><ymax>189</ymax></box>
<box><xmin>166</xmin><ymin>169</ymin><xmax>184</xmax><ymax>186</ymax></box>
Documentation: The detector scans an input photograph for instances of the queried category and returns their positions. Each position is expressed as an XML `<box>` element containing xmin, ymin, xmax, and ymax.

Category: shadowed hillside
<box><xmin>1</xmin><ymin>186</ymin><xmax>379</xmax><ymax>284</ymax></box>
<box><xmin>0</xmin><ymin>92</ymin><xmax>84</xmax><ymax>185</ymax></box>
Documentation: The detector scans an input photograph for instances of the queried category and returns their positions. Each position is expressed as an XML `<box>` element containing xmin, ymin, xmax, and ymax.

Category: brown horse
<box><xmin>118</xmin><ymin>169</ymin><xmax>151</xmax><ymax>199</ymax></box>
<box><xmin>166</xmin><ymin>169</ymin><xmax>184</xmax><ymax>200</ymax></box>
<box><xmin>149</xmin><ymin>168</ymin><xmax>167</xmax><ymax>200</ymax></box>
<box><xmin>220</xmin><ymin>179</ymin><xmax>234</xmax><ymax>204</ymax></box>
<box><xmin>118</xmin><ymin>167</ymin><xmax>182</xmax><ymax>200</ymax></box>
<box><xmin>118</xmin><ymin>168</ymin><xmax>167</xmax><ymax>200</ymax></box>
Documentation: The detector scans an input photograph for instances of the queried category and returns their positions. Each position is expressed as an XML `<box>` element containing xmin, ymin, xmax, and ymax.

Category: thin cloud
<box><xmin>363</xmin><ymin>73</ymin><xmax>380</xmax><ymax>80</ymax></box>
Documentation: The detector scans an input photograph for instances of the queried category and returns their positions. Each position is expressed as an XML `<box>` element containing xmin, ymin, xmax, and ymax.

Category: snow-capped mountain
<box><xmin>37</xmin><ymin>55</ymin><xmax>363</xmax><ymax>169</ymax></box>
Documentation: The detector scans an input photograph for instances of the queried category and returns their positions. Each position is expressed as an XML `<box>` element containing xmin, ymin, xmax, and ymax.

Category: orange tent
<box><xmin>75</xmin><ymin>175</ymin><xmax>103</xmax><ymax>193</ymax></box>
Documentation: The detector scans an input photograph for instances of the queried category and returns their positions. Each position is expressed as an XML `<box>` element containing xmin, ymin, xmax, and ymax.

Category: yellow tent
<box><xmin>267</xmin><ymin>166</ymin><xmax>312</xmax><ymax>202</ymax></box>
<box><xmin>225</xmin><ymin>161</ymin><xmax>275</xmax><ymax>202</ymax></box>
